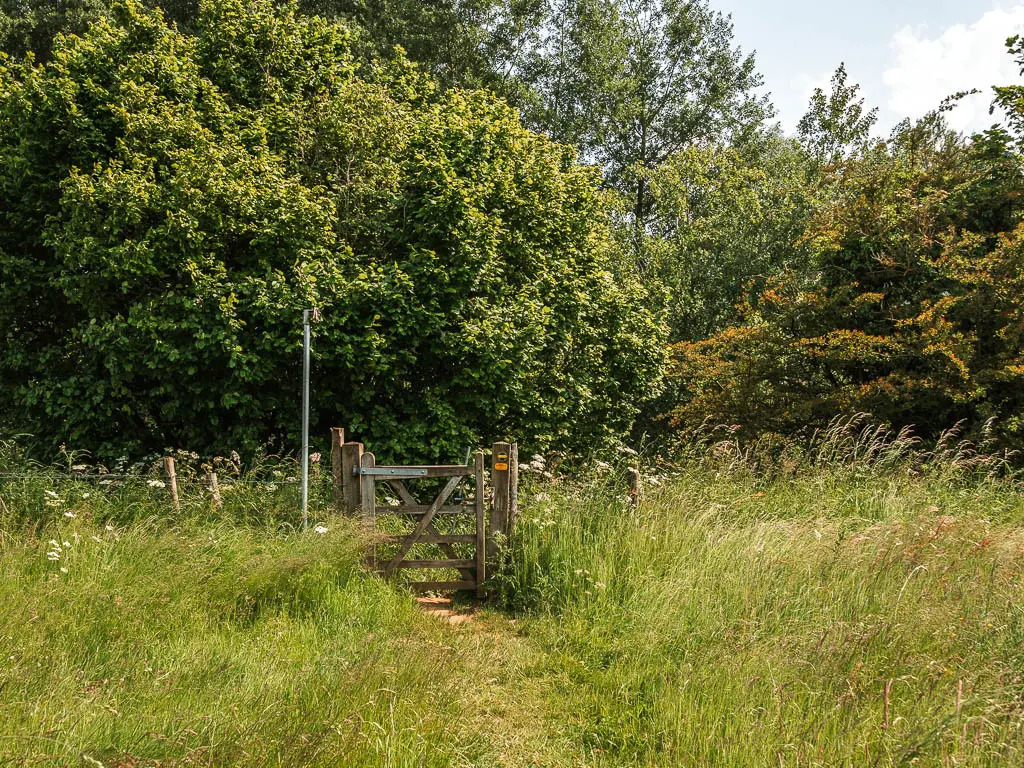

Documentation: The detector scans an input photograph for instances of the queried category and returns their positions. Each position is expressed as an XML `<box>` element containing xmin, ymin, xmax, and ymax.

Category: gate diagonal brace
<box><xmin>387</xmin><ymin>480</ymin><xmax>474</xmax><ymax>581</ymax></box>
<box><xmin>384</xmin><ymin>474</ymin><xmax>463</xmax><ymax>580</ymax></box>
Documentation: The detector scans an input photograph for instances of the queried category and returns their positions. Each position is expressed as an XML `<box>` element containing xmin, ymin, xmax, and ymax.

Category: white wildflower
<box><xmin>63</xmin><ymin>511</ymin><xmax>76</xmax><ymax>519</ymax></box>
<box><xmin>45</xmin><ymin>490</ymin><xmax>59</xmax><ymax>498</ymax></box>
<box><xmin>147</xmin><ymin>480</ymin><xmax>166</xmax><ymax>488</ymax></box>
<box><xmin>81</xmin><ymin>492</ymin><xmax>90</xmax><ymax>499</ymax></box>
<box><xmin>71</xmin><ymin>464</ymin><xmax>88</xmax><ymax>471</ymax></box>
<box><xmin>314</xmin><ymin>525</ymin><xmax>328</xmax><ymax>534</ymax></box>
<box><xmin>62</xmin><ymin>541</ymin><xmax>71</xmax><ymax>548</ymax></box>
<box><xmin>60</xmin><ymin>567</ymin><xmax>68</xmax><ymax>574</ymax></box>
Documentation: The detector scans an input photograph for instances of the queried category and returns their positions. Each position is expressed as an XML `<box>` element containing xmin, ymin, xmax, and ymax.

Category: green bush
<box><xmin>0</xmin><ymin>0</ymin><xmax>665</xmax><ymax>462</ymax></box>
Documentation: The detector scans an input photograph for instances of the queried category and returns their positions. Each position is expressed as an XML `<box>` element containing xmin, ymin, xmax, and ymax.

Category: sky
<box><xmin>714</xmin><ymin>0</ymin><xmax>1024</xmax><ymax>136</ymax></box>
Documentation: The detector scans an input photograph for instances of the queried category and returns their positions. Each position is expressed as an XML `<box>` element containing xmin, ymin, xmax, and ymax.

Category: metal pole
<box><xmin>301</xmin><ymin>309</ymin><xmax>311</xmax><ymax>530</ymax></box>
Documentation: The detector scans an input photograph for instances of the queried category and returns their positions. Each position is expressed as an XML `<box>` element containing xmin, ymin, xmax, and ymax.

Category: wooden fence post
<box><xmin>627</xmin><ymin>467</ymin><xmax>642</xmax><ymax>509</ymax></box>
<box><xmin>162</xmin><ymin>457</ymin><xmax>179</xmax><ymax>511</ymax></box>
<box><xmin>341</xmin><ymin>441</ymin><xmax>363</xmax><ymax>516</ymax></box>
<box><xmin>359</xmin><ymin>452</ymin><xmax>377</xmax><ymax>570</ymax></box>
<box><xmin>489</xmin><ymin>442</ymin><xmax>511</xmax><ymax>561</ymax></box>
<box><xmin>206</xmin><ymin>471</ymin><xmax>221</xmax><ymax>510</ymax></box>
<box><xmin>330</xmin><ymin>427</ymin><xmax>345</xmax><ymax>512</ymax></box>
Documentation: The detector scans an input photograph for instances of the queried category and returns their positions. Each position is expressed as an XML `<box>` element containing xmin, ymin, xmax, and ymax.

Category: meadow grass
<box><xmin>2</xmin><ymin>425</ymin><xmax>1024</xmax><ymax>766</ymax></box>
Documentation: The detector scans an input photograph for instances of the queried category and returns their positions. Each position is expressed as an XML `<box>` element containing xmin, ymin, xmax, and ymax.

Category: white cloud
<box><xmin>883</xmin><ymin>5</ymin><xmax>1024</xmax><ymax>134</ymax></box>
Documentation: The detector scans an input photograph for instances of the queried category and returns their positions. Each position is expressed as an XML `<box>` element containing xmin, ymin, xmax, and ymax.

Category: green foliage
<box><xmin>298</xmin><ymin>0</ymin><xmax>513</xmax><ymax>93</ymax></box>
<box><xmin>669</xmin><ymin>112</ymin><xmax>1024</xmax><ymax>448</ymax></box>
<box><xmin>513</xmin><ymin>0</ymin><xmax>772</xmax><ymax>230</ymax></box>
<box><xmin>993</xmin><ymin>34</ymin><xmax>1024</xmax><ymax>146</ymax></box>
<box><xmin>797</xmin><ymin>63</ymin><xmax>879</xmax><ymax>166</ymax></box>
<box><xmin>0</xmin><ymin>0</ymin><xmax>665</xmax><ymax>461</ymax></box>
<box><xmin>0</xmin><ymin>0</ymin><xmax>201</xmax><ymax>60</ymax></box>
<box><xmin>641</xmin><ymin>134</ymin><xmax>815</xmax><ymax>342</ymax></box>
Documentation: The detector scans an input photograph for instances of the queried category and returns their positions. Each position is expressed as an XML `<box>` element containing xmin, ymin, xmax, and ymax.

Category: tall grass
<box><xmin>499</xmin><ymin>419</ymin><xmax>1024</xmax><ymax>765</ymax></box>
<box><xmin>0</xmin><ymin>514</ymin><xmax>495</xmax><ymax>765</ymax></box>
<box><xmin>0</xmin><ymin>438</ymin><xmax>494</xmax><ymax>766</ymax></box>
<box><xmin>2</xmin><ymin>420</ymin><xmax>1024</xmax><ymax>766</ymax></box>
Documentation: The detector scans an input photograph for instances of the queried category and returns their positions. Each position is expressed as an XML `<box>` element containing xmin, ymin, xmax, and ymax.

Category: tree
<box><xmin>641</xmin><ymin>132</ymin><xmax>814</xmax><ymax>342</ymax></box>
<box><xmin>668</xmin><ymin>112</ymin><xmax>1024</xmax><ymax>448</ymax></box>
<box><xmin>0</xmin><ymin>0</ymin><xmax>199</xmax><ymax>59</ymax></box>
<box><xmin>0</xmin><ymin>0</ymin><xmax>666</xmax><ymax>460</ymax></box>
<box><xmin>0</xmin><ymin>0</ymin><xmax>538</xmax><ymax>98</ymax></box>
<box><xmin>296</xmin><ymin>0</ymin><xmax>509</xmax><ymax>91</ymax></box>
<box><xmin>516</xmin><ymin>0</ymin><xmax>771</xmax><ymax>233</ymax></box>
<box><xmin>993</xmin><ymin>34</ymin><xmax>1024</xmax><ymax>146</ymax></box>
<box><xmin>797</xmin><ymin>63</ymin><xmax>878</xmax><ymax>166</ymax></box>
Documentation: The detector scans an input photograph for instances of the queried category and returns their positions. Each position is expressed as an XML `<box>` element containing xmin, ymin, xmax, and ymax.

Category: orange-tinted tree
<box><xmin>670</xmin><ymin>111</ymin><xmax>1024</xmax><ymax>448</ymax></box>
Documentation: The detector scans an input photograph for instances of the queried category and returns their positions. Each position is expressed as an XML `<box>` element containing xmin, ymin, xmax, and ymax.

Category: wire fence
<box><xmin>0</xmin><ymin>473</ymin><xmax>304</xmax><ymax>484</ymax></box>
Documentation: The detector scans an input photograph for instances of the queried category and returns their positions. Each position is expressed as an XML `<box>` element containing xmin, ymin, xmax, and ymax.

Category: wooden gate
<box><xmin>330</xmin><ymin>429</ymin><xmax>516</xmax><ymax>598</ymax></box>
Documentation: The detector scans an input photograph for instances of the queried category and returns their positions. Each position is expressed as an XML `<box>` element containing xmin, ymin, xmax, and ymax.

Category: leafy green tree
<box><xmin>0</xmin><ymin>0</ymin><xmax>665</xmax><ymax>460</ymax></box>
<box><xmin>0</xmin><ymin>0</ymin><xmax>200</xmax><ymax>59</ymax></box>
<box><xmin>296</xmin><ymin>0</ymin><xmax>508</xmax><ymax>91</ymax></box>
<box><xmin>642</xmin><ymin>133</ymin><xmax>814</xmax><ymax>342</ymax></box>
<box><xmin>797</xmin><ymin>63</ymin><xmax>878</xmax><ymax>166</ymax></box>
<box><xmin>0</xmin><ymin>0</ymin><xmax>535</xmax><ymax>98</ymax></box>
<box><xmin>516</xmin><ymin>0</ymin><xmax>771</xmax><ymax>232</ymax></box>
<box><xmin>993</xmin><ymin>34</ymin><xmax>1024</xmax><ymax>146</ymax></box>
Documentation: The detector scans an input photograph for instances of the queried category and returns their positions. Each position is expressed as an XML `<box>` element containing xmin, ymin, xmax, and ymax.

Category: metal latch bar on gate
<box><xmin>356</xmin><ymin>467</ymin><xmax>429</xmax><ymax>478</ymax></box>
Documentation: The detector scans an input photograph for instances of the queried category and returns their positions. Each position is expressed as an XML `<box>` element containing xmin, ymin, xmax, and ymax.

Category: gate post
<box><xmin>489</xmin><ymin>442</ymin><xmax>511</xmax><ymax>560</ymax></box>
<box><xmin>340</xmin><ymin>441</ymin><xmax>363</xmax><ymax>516</ymax></box>
<box><xmin>330</xmin><ymin>428</ymin><xmax>345</xmax><ymax>512</ymax></box>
